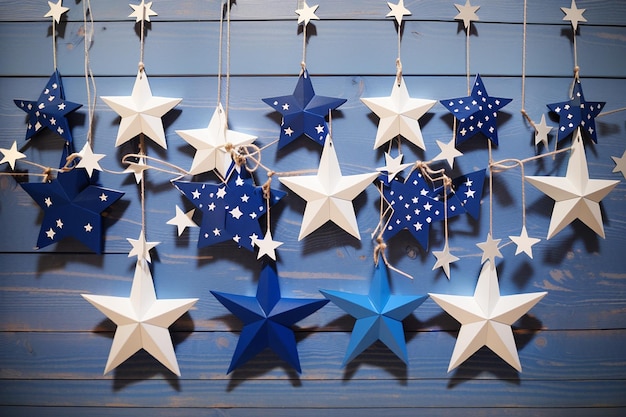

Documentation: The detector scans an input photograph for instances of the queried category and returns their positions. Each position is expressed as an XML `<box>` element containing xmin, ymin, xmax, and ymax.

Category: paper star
<box><xmin>0</xmin><ymin>141</ymin><xmax>26</xmax><ymax>169</ymax></box>
<box><xmin>561</xmin><ymin>0</ymin><xmax>587</xmax><ymax>31</ymax></box>
<box><xmin>76</xmin><ymin>143</ymin><xmax>105</xmax><ymax>177</ymax></box>
<box><xmin>429</xmin><ymin>261</ymin><xmax>547</xmax><ymax>372</ymax></box>
<box><xmin>14</xmin><ymin>71</ymin><xmax>82</xmax><ymax>144</ymax></box>
<box><xmin>278</xmin><ymin>136</ymin><xmax>378</xmax><ymax>240</ymax></box>
<box><xmin>432</xmin><ymin>243</ymin><xmax>460</xmax><ymax>280</ymax></box>
<box><xmin>534</xmin><ymin>114</ymin><xmax>553</xmax><ymax>148</ymax></box>
<box><xmin>509</xmin><ymin>225</ymin><xmax>541</xmax><ymax>259</ymax></box>
<box><xmin>454</xmin><ymin>0</ymin><xmax>480</xmax><ymax>30</ymax></box>
<box><xmin>82</xmin><ymin>260</ymin><xmax>197</xmax><ymax>376</ymax></box>
<box><xmin>295</xmin><ymin>1</ymin><xmax>319</xmax><ymax>26</ymax></box>
<box><xmin>361</xmin><ymin>76</ymin><xmax>436</xmax><ymax>150</ymax></box>
<box><xmin>127</xmin><ymin>230</ymin><xmax>160</xmax><ymax>263</ymax></box>
<box><xmin>386</xmin><ymin>0</ymin><xmax>411</xmax><ymax>25</ymax></box>
<box><xmin>476</xmin><ymin>233</ymin><xmax>503</xmax><ymax>267</ymax></box>
<box><xmin>123</xmin><ymin>156</ymin><xmax>148</xmax><ymax>183</ymax></box>
<box><xmin>611</xmin><ymin>150</ymin><xmax>626</xmax><ymax>179</ymax></box>
<box><xmin>101</xmin><ymin>69</ymin><xmax>182</xmax><ymax>149</ymax></box>
<box><xmin>526</xmin><ymin>130</ymin><xmax>618</xmax><ymax>239</ymax></box>
<box><xmin>174</xmin><ymin>164</ymin><xmax>285</xmax><ymax>251</ymax></box>
<box><xmin>433</xmin><ymin>138</ymin><xmax>463</xmax><ymax>168</ymax></box>
<box><xmin>20</xmin><ymin>168</ymin><xmax>124</xmax><ymax>253</ymax></box>
<box><xmin>376</xmin><ymin>152</ymin><xmax>413</xmax><ymax>183</ymax></box>
<box><xmin>44</xmin><ymin>0</ymin><xmax>69</xmax><ymax>23</ymax></box>
<box><xmin>320</xmin><ymin>263</ymin><xmax>427</xmax><ymax>365</ymax></box>
<box><xmin>176</xmin><ymin>103</ymin><xmax>256</xmax><ymax>177</ymax></box>
<box><xmin>547</xmin><ymin>78</ymin><xmax>604</xmax><ymax>143</ymax></box>
<box><xmin>129</xmin><ymin>0</ymin><xmax>158</xmax><ymax>22</ymax></box>
<box><xmin>166</xmin><ymin>205</ymin><xmax>197</xmax><ymax>236</ymax></box>
<box><xmin>448</xmin><ymin>169</ymin><xmax>486</xmax><ymax>219</ymax></box>
<box><xmin>262</xmin><ymin>70</ymin><xmax>346</xmax><ymax>149</ymax></box>
<box><xmin>211</xmin><ymin>262</ymin><xmax>328</xmax><ymax>373</ymax></box>
<box><xmin>253</xmin><ymin>230</ymin><xmax>284</xmax><ymax>261</ymax></box>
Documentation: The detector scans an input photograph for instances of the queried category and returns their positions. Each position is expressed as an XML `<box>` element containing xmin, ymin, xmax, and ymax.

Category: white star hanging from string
<box><xmin>76</xmin><ymin>143</ymin><xmax>105</xmax><ymax>177</ymax></box>
<box><xmin>44</xmin><ymin>0</ymin><xmax>69</xmax><ymax>23</ymax></box>
<box><xmin>376</xmin><ymin>152</ymin><xmax>412</xmax><ymax>183</ymax></box>
<box><xmin>429</xmin><ymin>260</ymin><xmax>547</xmax><ymax>372</ymax></box>
<box><xmin>166</xmin><ymin>205</ymin><xmax>197</xmax><ymax>236</ymax></box>
<box><xmin>252</xmin><ymin>230</ymin><xmax>284</xmax><ymax>261</ymax></box>
<box><xmin>101</xmin><ymin>69</ymin><xmax>182</xmax><ymax>149</ymax></box>
<box><xmin>476</xmin><ymin>233</ymin><xmax>503</xmax><ymax>267</ymax></box>
<box><xmin>0</xmin><ymin>141</ymin><xmax>26</xmax><ymax>169</ymax></box>
<box><xmin>361</xmin><ymin>76</ymin><xmax>436</xmax><ymax>150</ymax></box>
<box><xmin>526</xmin><ymin>130</ymin><xmax>618</xmax><ymax>239</ymax></box>
<box><xmin>176</xmin><ymin>103</ymin><xmax>256</xmax><ymax>177</ymax></box>
<box><xmin>123</xmin><ymin>156</ymin><xmax>148</xmax><ymax>184</ymax></box>
<box><xmin>561</xmin><ymin>0</ymin><xmax>587</xmax><ymax>31</ymax></box>
<box><xmin>433</xmin><ymin>138</ymin><xmax>463</xmax><ymax>168</ymax></box>
<box><xmin>129</xmin><ymin>0</ymin><xmax>158</xmax><ymax>23</ymax></box>
<box><xmin>533</xmin><ymin>114</ymin><xmax>553</xmax><ymax>148</ymax></box>
<box><xmin>278</xmin><ymin>135</ymin><xmax>378</xmax><ymax>240</ymax></box>
<box><xmin>82</xmin><ymin>260</ymin><xmax>197</xmax><ymax>376</ymax></box>
<box><xmin>386</xmin><ymin>0</ymin><xmax>411</xmax><ymax>25</ymax></box>
<box><xmin>127</xmin><ymin>231</ymin><xmax>160</xmax><ymax>263</ymax></box>
<box><xmin>509</xmin><ymin>225</ymin><xmax>541</xmax><ymax>259</ymax></box>
<box><xmin>611</xmin><ymin>150</ymin><xmax>626</xmax><ymax>179</ymax></box>
<box><xmin>295</xmin><ymin>1</ymin><xmax>319</xmax><ymax>26</ymax></box>
<box><xmin>432</xmin><ymin>243</ymin><xmax>460</xmax><ymax>280</ymax></box>
<box><xmin>454</xmin><ymin>0</ymin><xmax>480</xmax><ymax>30</ymax></box>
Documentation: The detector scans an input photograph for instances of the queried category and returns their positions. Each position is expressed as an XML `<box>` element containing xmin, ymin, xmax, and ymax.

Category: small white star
<box><xmin>284</xmin><ymin>127</ymin><xmax>294</xmax><ymax>136</ymax></box>
<box><xmin>241</xmin><ymin>194</ymin><xmax>250</xmax><ymax>203</ymax></box>
<box><xmin>0</xmin><ymin>141</ymin><xmax>26</xmax><ymax>170</ymax></box>
<box><xmin>252</xmin><ymin>230</ymin><xmax>284</xmax><ymax>261</ymax></box>
<box><xmin>315</xmin><ymin>124</ymin><xmax>325</xmax><ymax>134</ymax></box>
<box><xmin>84</xmin><ymin>223</ymin><xmax>93</xmax><ymax>232</ymax></box>
<box><xmin>432</xmin><ymin>138</ymin><xmax>463</xmax><ymax>168</ymax></box>
<box><xmin>166</xmin><ymin>205</ymin><xmax>197</xmax><ymax>236</ymax></box>
<box><xmin>295</xmin><ymin>1</ymin><xmax>319</xmax><ymax>26</ymax></box>
<box><xmin>46</xmin><ymin>228</ymin><xmax>56</xmax><ymax>239</ymax></box>
<box><xmin>76</xmin><ymin>143</ymin><xmax>105</xmax><ymax>178</ymax></box>
<box><xmin>213</xmin><ymin>228</ymin><xmax>221</xmax><ymax>236</ymax></box>
<box><xmin>376</xmin><ymin>152</ymin><xmax>413</xmax><ymax>182</ymax></box>
<box><xmin>229</xmin><ymin>206</ymin><xmax>243</xmax><ymax>220</ymax></box>
<box><xmin>509</xmin><ymin>225</ymin><xmax>541</xmax><ymax>259</ymax></box>
<box><xmin>123</xmin><ymin>157</ymin><xmax>148</xmax><ymax>184</ymax></box>
<box><xmin>44</xmin><ymin>0</ymin><xmax>69</xmax><ymax>23</ymax></box>
<box><xmin>386</xmin><ymin>0</ymin><xmax>411</xmax><ymax>25</ymax></box>
<box><xmin>534</xmin><ymin>114</ymin><xmax>553</xmax><ymax>148</ymax></box>
<box><xmin>99</xmin><ymin>193</ymin><xmax>108</xmax><ymax>202</ymax></box>
<box><xmin>454</xmin><ymin>0</ymin><xmax>480</xmax><ymax>30</ymax></box>
<box><xmin>44</xmin><ymin>197</ymin><xmax>53</xmax><ymax>207</ymax></box>
<box><xmin>191</xmin><ymin>189</ymin><xmax>201</xmax><ymax>199</ymax></box>
<box><xmin>127</xmin><ymin>231</ymin><xmax>160</xmax><ymax>263</ymax></box>
<box><xmin>476</xmin><ymin>233</ymin><xmax>503</xmax><ymax>267</ymax></box>
<box><xmin>129</xmin><ymin>0</ymin><xmax>158</xmax><ymax>22</ymax></box>
<box><xmin>432</xmin><ymin>243</ymin><xmax>460</xmax><ymax>280</ymax></box>
<box><xmin>56</xmin><ymin>219</ymin><xmax>63</xmax><ymax>228</ymax></box>
<box><xmin>216</xmin><ymin>187</ymin><xmax>227</xmax><ymax>199</ymax></box>
<box><xmin>561</xmin><ymin>0</ymin><xmax>587</xmax><ymax>31</ymax></box>
<box><xmin>611</xmin><ymin>150</ymin><xmax>626</xmax><ymax>179</ymax></box>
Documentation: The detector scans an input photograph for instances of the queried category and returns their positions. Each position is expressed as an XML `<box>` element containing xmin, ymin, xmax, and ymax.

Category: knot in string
<box><xmin>573</xmin><ymin>65</ymin><xmax>580</xmax><ymax>80</ymax></box>
<box><xmin>42</xmin><ymin>167</ymin><xmax>53</xmax><ymax>183</ymax></box>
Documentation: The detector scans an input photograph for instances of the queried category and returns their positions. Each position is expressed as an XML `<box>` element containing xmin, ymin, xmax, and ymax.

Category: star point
<box><xmin>129</xmin><ymin>0</ymin><xmax>158</xmax><ymax>22</ymax></box>
<box><xmin>0</xmin><ymin>141</ymin><xmax>26</xmax><ymax>169</ymax></box>
<box><xmin>561</xmin><ymin>0</ymin><xmax>587</xmax><ymax>31</ymax></box>
<box><xmin>454</xmin><ymin>0</ymin><xmax>480</xmax><ymax>30</ymax></box>
<box><xmin>509</xmin><ymin>225</ymin><xmax>541</xmax><ymax>259</ymax></box>
<box><xmin>295</xmin><ymin>1</ymin><xmax>319</xmax><ymax>26</ymax></box>
<box><xmin>127</xmin><ymin>231</ymin><xmax>160</xmax><ymax>263</ymax></box>
<box><xmin>44</xmin><ymin>0</ymin><xmax>69</xmax><ymax>23</ymax></box>
<box><xmin>386</xmin><ymin>0</ymin><xmax>411</xmax><ymax>25</ymax></box>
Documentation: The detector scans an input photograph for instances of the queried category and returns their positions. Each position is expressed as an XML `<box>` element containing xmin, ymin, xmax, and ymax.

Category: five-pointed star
<box><xmin>278</xmin><ymin>136</ymin><xmax>378</xmax><ymax>240</ymax></box>
<box><xmin>361</xmin><ymin>76</ymin><xmax>436</xmax><ymax>150</ymax></box>
<box><xmin>376</xmin><ymin>152</ymin><xmax>413</xmax><ymax>183</ymax></box>
<box><xmin>127</xmin><ymin>230</ymin><xmax>160</xmax><ymax>263</ymax></box>
<box><xmin>76</xmin><ymin>143</ymin><xmax>105</xmax><ymax>177</ymax></box>
<box><xmin>176</xmin><ymin>103</ymin><xmax>256</xmax><ymax>177</ymax></box>
<box><xmin>321</xmin><ymin>263</ymin><xmax>427</xmax><ymax>365</ymax></box>
<box><xmin>509</xmin><ymin>225</ymin><xmax>541</xmax><ymax>259</ymax></box>
<box><xmin>123</xmin><ymin>156</ymin><xmax>148</xmax><ymax>183</ymax></box>
<box><xmin>429</xmin><ymin>260</ymin><xmax>547</xmax><ymax>372</ymax></box>
<box><xmin>526</xmin><ymin>130</ymin><xmax>618</xmax><ymax>239</ymax></box>
<box><xmin>611</xmin><ymin>150</ymin><xmax>626</xmax><ymax>179</ymax></box>
<box><xmin>166</xmin><ymin>205</ymin><xmax>197</xmax><ymax>236</ymax></box>
<box><xmin>0</xmin><ymin>141</ymin><xmax>26</xmax><ymax>169</ymax></box>
<box><xmin>386</xmin><ymin>0</ymin><xmax>411</xmax><ymax>25</ymax></box>
<box><xmin>44</xmin><ymin>0</ymin><xmax>69</xmax><ymax>23</ymax></box>
<box><xmin>454</xmin><ymin>0</ymin><xmax>480</xmax><ymax>30</ymax></box>
<box><xmin>476</xmin><ymin>233</ymin><xmax>503</xmax><ymax>267</ymax></box>
<box><xmin>262</xmin><ymin>70</ymin><xmax>346</xmax><ymax>149</ymax></box>
<box><xmin>129</xmin><ymin>0</ymin><xmax>158</xmax><ymax>22</ymax></box>
<box><xmin>211</xmin><ymin>262</ymin><xmax>328</xmax><ymax>373</ymax></box>
<box><xmin>101</xmin><ymin>69</ymin><xmax>182</xmax><ymax>149</ymax></box>
<box><xmin>432</xmin><ymin>243</ymin><xmax>460</xmax><ymax>280</ymax></box>
<box><xmin>82</xmin><ymin>260</ymin><xmax>197</xmax><ymax>376</ymax></box>
<box><xmin>253</xmin><ymin>230</ymin><xmax>284</xmax><ymax>261</ymax></box>
<box><xmin>534</xmin><ymin>114</ymin><xmax>553</xmax><ymax>148</ymax></box>
<box><xmin>433</xmin><ymin>138</ymin><xmax>463</xmax><ymax>168</ymax></box>
<box><xmin>561</xmin><ymin>0</ymin><xmax>587</xmax><ymax>31</ymax></box>
<box><xmin>295</xmin><ymin>1</ymin><xmax>319</xmax><ymax>26</ymax></box>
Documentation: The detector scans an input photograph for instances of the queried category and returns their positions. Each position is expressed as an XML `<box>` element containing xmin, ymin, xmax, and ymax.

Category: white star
<box><xmin>284</xmin><ymin>127</ymin><xmax>294</xmax><ymax>136</ymax></box>
<box><xmin>128</xmin><ymin>0</ymin><xmax>158</xmax><ymax>22</ymax></box>
<box><xmin>454</xmin><ymin>0</ymin><xmax>480</xmax><ymax>30</ymax></box>
<box><xmin>376</xmin><ymin>152</ymin><xmax>413</xmax><ymax>182</ymax></box>
<box><xmin>361</xmin><ymin>76</ymin><xmax>436</xmax><ymax>150</ymax></box>
<box><xmin>476</xmin><ymin>233</ymin><xmax>503</xmax><ymax>267</ymax></box>
<box><xmin>561</xmin><ymin>0</ymin><xmax>587</xmax><ymax>31</ymax></box>
<box><xmin>56</xmin><ymin>219</ymin><xmax>63</xmax><ymax>228</ymax></box>
<box><xmin>432</xmin><ymin>138</ymin><xmax>463</xmax><ymax>168</ymax></box>
<box><xmin>213</xmin><ymin>228</ymin><xmax>221</xmax><ymax>236</ymax></box>
<box><xmin>509</xmin><ymin>225</ymin><xmax>541</xmax><ymax>259</ymax></box>
<box><xmin>176</xmin><ymin>103</ymin><xmax>256</xmax><ymax>177</ymax></box>
<box><xmin>279</xmin><ymin>135</ymin><xmax>378</xmax><ymax>240</ymax></box>
<box><xmin>386</xmin><ymin>0</ymin><xmax>411</xmax><ymax>25</ymax></box>
<box><xmin>526</xmin><ymin>130</ymin><xmax>618</xmax><ymax>239</ymax></box>
<box><xmin>46</xmin><ymin>228</ymin><xmax>56</xmax><ymax>239</ymax></box>
<box><xmin>101</xmin><ymin>69</ymin><xmax>181</xmax><ymax>149</ymax></box>
<box><xmin>611</xmin><ymin>149</ymin><xmax>626</xmax><ymax>179</ymax></box>
<box><xmin>229</xmin><ymin>206</ymin><xmax>243</xmax><ymax>220</ymax></box>
<box><xmin>44</xmin><ymin>0</ymin><xmax>69</xmax><ymax>23</ymax></box>
<box><xmin>123</xmin><ymin>156</ymin><xmax>148</xmax><ymax>184</ymax></box>
<box><xmin>44</xmin><ymin>197</ymin><xmax>53</xmax><ymax>207</ymax></box>
<box><xmin>429</xmin><ymin>261</ymin><xmax>547</xmax><ymax>372</ymax></box>
<box><xmin>315</xmin><ymin>124</ymin><xmax>325</xmax><ymax>134</ymax></box>
<box><xmin>84</xmin><ymin>223</ymin><xmax>93</xmax><ymax>232</ymax></box>
<box><xmin>534</xmin><ymin>114</ymin><xmax>553</xmax><ymax>148</ymax></box>
<box><xmin>76</xmin><ymin>143</ymin><xmax>105</xmax><ymax>177</ymax></box>
<box><xmin>0</xmin><ymin>141</ymin><xmax>26</xmax><ymax>169</ymax></box>
<box><xmin>252</xmin><ymin>230</ymin><xmax>284</xmax><ymax>261</ymax></box>
<box><xmin>432</xmin><ymin>243</ymin><xmax>460</xmax><ymax>280</ymax></box>
<box><xmin>295</xmin><ymin>1</ymin><xmax>319</xmax><ymax>26</ymax></box>
<box><xmin>99</xmin><ymin>193</ymin><xmax>108</xmax><ymax>202</ymax></box>
<box><xmin>127</xmin><ymin>231</ymin><xmax>160</xmax><ymax>263</ymax></box>
<box><xmin>166</xmin><ymin>205</ymin><xmax>197</xmax><ymax>236</ymax></box>
<box><xmin>216</xmin><ymin>187</ymin><xmax>227</xmax><ymax>199</ymax></box>
<box><xmin>82</xmin><ymin>260</ymin><xmax>197</xmax><ymax>376</ymax></box>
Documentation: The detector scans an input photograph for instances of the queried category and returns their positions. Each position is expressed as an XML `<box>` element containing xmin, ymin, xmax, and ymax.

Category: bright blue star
<box><xmin>262</xmin><ymin>70</ymin><xmax>346</xmax><ymax>149</ymax></box>
<box><xmin>211</xmin><ymin>261</ymin><xmax>329</xmax><ymax>373</ymax></box>
<box><xmin>320</xmin><ymin>263</ymin><xmax>427</xmax><ymax>365</ymax></box>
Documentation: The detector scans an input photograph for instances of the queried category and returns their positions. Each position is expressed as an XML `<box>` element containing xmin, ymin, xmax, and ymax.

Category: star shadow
<box><xmin>134</xmin><ymin>21</ymin><xmax>152</xmax><ymax>40</ymax></box>
<box><xmin>456</xmin><ymin>21</ymin><xmax>479</xmax><ymax>37</ymax></box>
<box><xmin>297</xmin><ymin>22</ymin><xmax>317</xmax><ymax>45</ymax></box>
<box><xmin>510</xmin><ymin>259</ymin><xmax>535</xmax><ymax>289</ymax></box>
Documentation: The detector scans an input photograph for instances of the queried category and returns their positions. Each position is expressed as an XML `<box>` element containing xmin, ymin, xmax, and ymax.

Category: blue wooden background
<box><xmin>1</xmin><ymin>0</ymin><xmax>625</xmax><ymax>415</ymax></box>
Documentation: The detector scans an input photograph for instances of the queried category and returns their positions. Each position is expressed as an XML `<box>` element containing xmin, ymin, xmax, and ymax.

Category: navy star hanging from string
<box><xmin>211</xmin><ymin>261</ymin><xmax>329</xmax><ymax>374</ymax></box>
<box><xmin>546</xmin><ymin>78</ymin><xmax>604</xmax><ymax>143</ymax></box>
<box><xmin>173</xmin><ymin>164</ymin><xmax>285</xmax><ymax>251</ymax></box>
<box><xmin>262</xmin><ymin>70</ymin><xmax>346</xmax><ymax>149</ymax></box>
<box><xmin>440</xmin><ymin>74</ymin><xmax>512</xmax><ymax>146</ymax></box>
<box><xmin>20</xmin><ymin>168</ymin><xmax>124</xmax><ymax>253</ymax></box>
<box><xmin>432</xmin><ymin>169</ymin><xmax>486</xmax><ymax>220</ymax></box>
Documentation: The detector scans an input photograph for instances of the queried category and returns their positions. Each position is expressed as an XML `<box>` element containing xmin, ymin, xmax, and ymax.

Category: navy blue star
<box><xmin>211</xmin><ymin>261</ymin><xmax>329</xmax><ymax>373</ymax></box>
<box><xmin>547</xmin><ymin>78</ymin><xmax>605</xmax><ymax>143</ymax></box>
<box><xmin>20</xmin><ymin>168</ymin><xmax>125</xmax><ymax>253</ymax></box>
<box><xmin>262</xmin><ymin>70</ymin><xmax>346</xmax><ymax>149</ymax></box>
<box><xmin>173</xmin><ymin>164</ymin><xmax>286</xmax><ymax>251</ymax></box>
<box><xmin>440</xmin><ymin>74</ymin><xmax>512</xmax><ymax>146</ymax></box>
<box><xmin>432</xmin><ymin>169</ymin><xmax>486</xmax><ymax>220</ymax></box>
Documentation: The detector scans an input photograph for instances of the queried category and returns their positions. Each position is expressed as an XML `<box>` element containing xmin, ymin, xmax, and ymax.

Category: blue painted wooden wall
<box><xmin>1</xmin><ymin>1</ymin><xmax>625</xmax><ymax>415</ymax></box>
